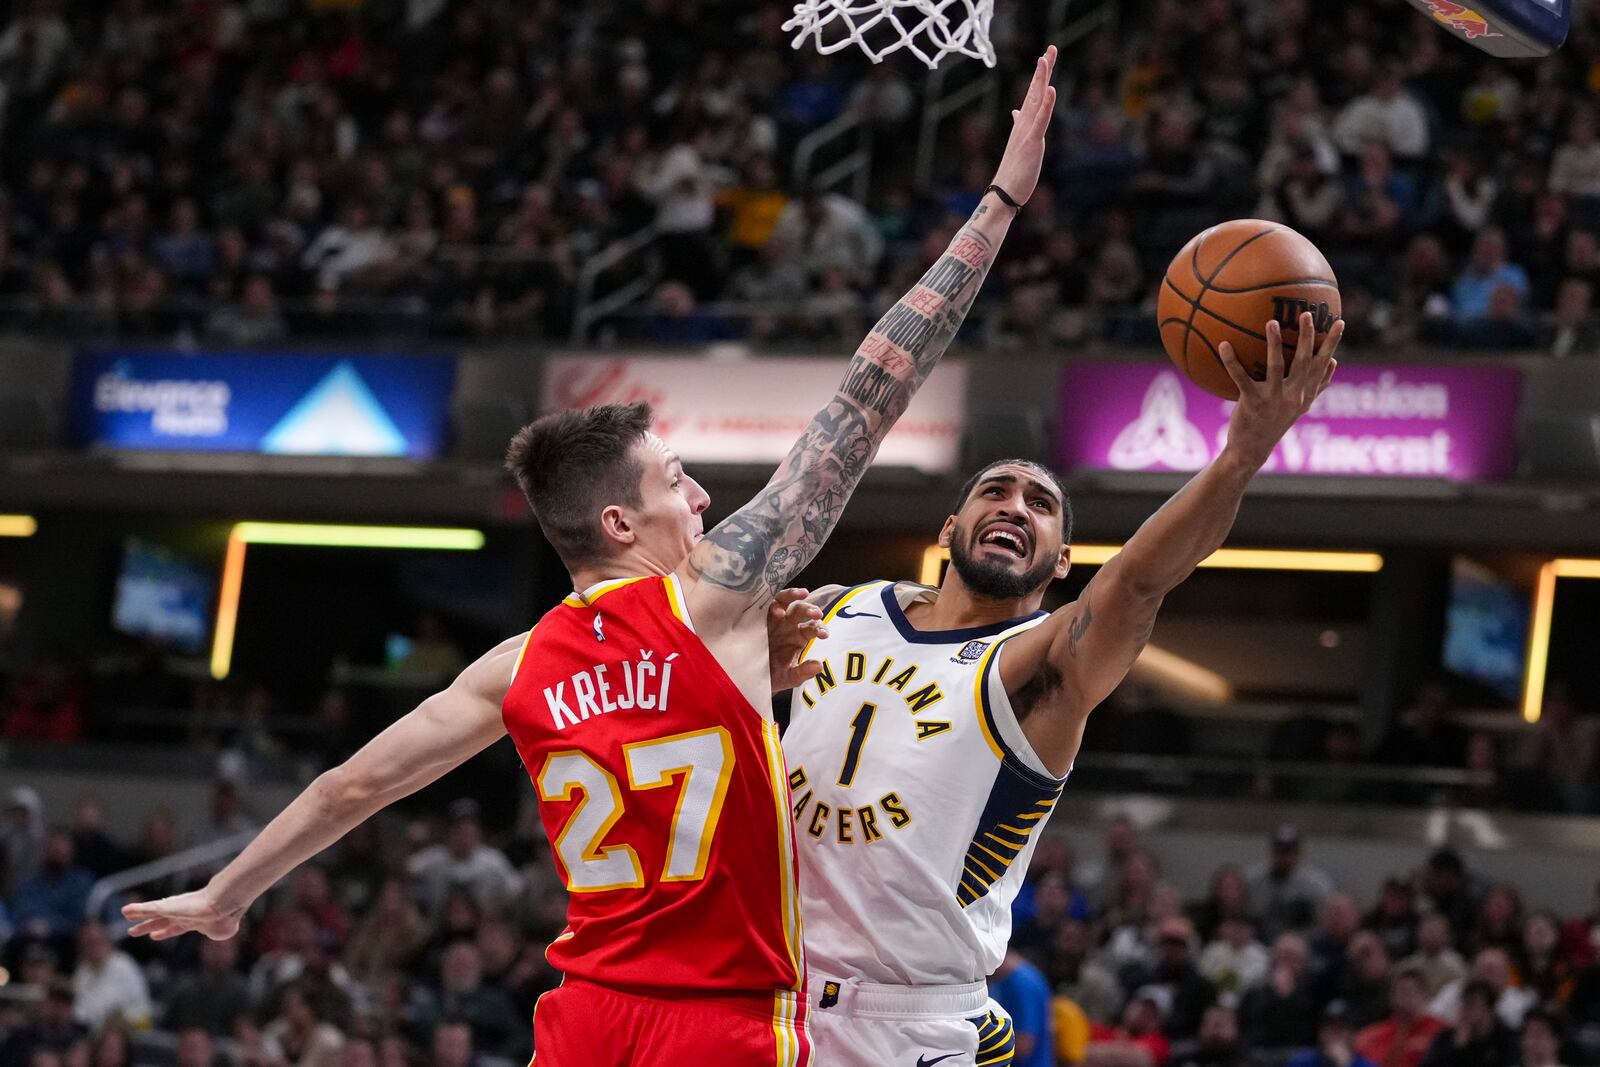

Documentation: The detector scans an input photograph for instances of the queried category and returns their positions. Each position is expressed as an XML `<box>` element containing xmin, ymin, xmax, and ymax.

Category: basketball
<box><xmin>1156</xmin><ymin>220</ymin><xmax>1342</xmax><ymax>400</ymax></box>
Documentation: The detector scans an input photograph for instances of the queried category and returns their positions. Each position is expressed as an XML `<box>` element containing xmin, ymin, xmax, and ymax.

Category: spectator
<box><xmin>1287</xmin><ymin>1002</ymin><xmax>1380</xmax><ymax>1067</ymax></box>
<box><xmin>1247</xmin><ymin>824</ymin><xmax>1335</xmax><ymax>939</ymax></box>
<box><xmin>261</xmin><ymin>985</ymin><xmax>344</xmax><ymax>1067</ymax></box>
<box><xmin>1339</xmin><ymin>931</ymin><xmax>1398</xmax><ymax>1029</ymax></box>
<box><xmin>1194</xmin><ymin>865</ymin><xmax>1256</xmax><ymax>942</ymax></box>
<box><xmin>1515</xmin><ymin>683</ymin><xmax>1598</xmax><ymax>813</ymax></box>
<box><xmin>1333</xmin><ymin>63</ymin><xmax>1431</xmax><ymax>161</ymax></box>
<box><xmin>1127</xmin><ymin>916</ymin><xmax>1218</xmax><ymax>1041</ymax></box>
<box><xmin>768</xmin><ymin>187</ymin><xmax>884</xmax><ymax>289</ymax></box>
<box><xmin>343</xmin><ymin>879</ymin><xmax>427</xmax><ymax>985</ymax></box>
<box><xmin>1048</xmin><ymin>918</ymin><xmax>1125</xmax><ymax>1026</ymax></box>
<box><xmin>429</xmin><ymin>1022</ymin><xmax>478</xmax><ymax>1067</ymax></box>
<box><xmin>1339</xmin><ymin>141</ymin><xmax>1418</xmax><ymax>250</ymax></box>
<box><xmin>0</xmin><ymin>981</ymin><xmax>86</xmax><ymax>1067</ymax></box>
<box><xmin>1419</xmin><ymin>851</ymin><xmax>1484</xmax><ymax>949</ymax></box>
<box><xmin>1085</xmin><ymin>986</ymin><xmax>1174</xmax><ymax>1067</ymax></box>
<box><xmin>1313</xmin><ymin>894</ymin><xmax>1366</xmax><ymax>998</ymax></box>
<box><xmin>70</xmin><ymin>921</ymin><xmax>152</xmax><ymax>1031</ymax></box>
<box><xmin>991</xmin><ymin>947</ymin><xmax>1055</xmax><ymax>1067</ymax></box>
<box><xmin>406</xmin><ymin>800</ymin><xmax>522</xmax><ymax>918</ymax></box>
<box><xmin>1239</xmin><ymin>933</ymin><xmax>1320</xmax><ymax>1050</ymax></box>
<box><xmin>435</xmin><ymin>942</ymin><xmax>522</xmax><ymax>1059</ymax></box>
<box><xmin>1451</xmin><ymin>228</ymin><xmax>1531</xmax><ymax>325</ymax></box>
<box><xmin>1516</xmin><ymin>1010</ymin><xmax>1564</xmax><ymax>1067</ymax></box>
<box><xmin>1544</xmin><ymin>278</ymin><xmax>1599</xmax><ymax>358</ymax></box>
<box><xmin>1430</xmin><ymin>949</ymin><xmax>1537</xmax><ymax>1031</ymax></box>
<box><xmin>634</xmin><ymin>127</ymin><xmax>727</xmax><ymax>299</ymax></box>
<box><xmin>10</xmin><ymin>829</ymin><xmax>95</xmax><ymax>946</ymax></box>
<box><xmin>1170</xmin><ymin>1004</ymin><xmax>1248</xmax><ymax>1067</ymax></box>
<box><xmin>717</xmin><ymin>156</ymin><xmax>788</xmax><ymax>270</ymax></box>
<box><xmin>1549</xmin><ymin>109</ymin><xmax>1600</xmax><ymax>199</ymax></box>
<box><xmin>1402</xmin><ymin>913</ymin><xmax>1470</xmax><ymax>997</ymax></box>
<box><xmin>1199</xmin><ymin>916</ymin><xmax>1269</xmax><ymax>997</ymax></box>
<box><xmin>1355</xmin><ymin>967</ymin><xmax>1446</xmax><ymax>1067</ymax></box>
<box><xmin>301</xmin><ymin>200</ymin><xmax>392</xmax><ymax>293</ymax></box>
<box><xmin>1419</xmin><ymin>981</ymin><xmax>1518</xmax><ymax>1067</ymax></box>
<box><xmin>1473</xmin><ymin>886</ymin><xmax>1525</xmax><ymax>958</ymax></box>
<box><xmin>204</xmin><ymin>275</ymin><xmax>289</xmax><ymax>346</ymax></box>
<box><xmin>1367</xmin><ymin>876</ymin><xmax>1421</xmax><ymax>961</ymax></box>
<box><xmin>67</xmin><ymin>798</ymin><xmax>124</xmax><ymax>882</ymax></box>
<box><xmin>162</xmin><ymin>936</ymin><xmax>252</xmax><ymax>1037</ymax></box>
<box><xmin>1013</xmin><ymin>869</ymin><xmax>1092</xmax><ymax>965</ymax></box>
<box><xmin>174</xmin><ymin>1028</ymin><xmax>220</xmax><ymax>1067</ymax></box>
<box><xmin>1515</xmin><ymin>912</ymin><xmax>1574</xmax><ymax>1005</ymax></box>
<box><xmin>5</xmin><ymin>787</ymin><xmax>47</xmax><ymax>896</ymax></box>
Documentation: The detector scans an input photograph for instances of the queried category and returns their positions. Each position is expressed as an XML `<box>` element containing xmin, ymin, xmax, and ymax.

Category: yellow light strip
<box><xmin>1131</xmin><ymin>643</ymin><xmax>1234</xmax><ymax>704</ymax></box>
<box><xmin>0</xmin><ymin>515</ymin><xmax>37</xmax><ymax>538</ymax></box>
<box><xmin>919</xmin><ymin>544</ymin><xmax>1383</xmax><ymax>584</ymax></box>
<box><xmin>1523</xmin><ymin>558</ymin><xmax>1600</xmax><ymax>723</ymax></box>
<box><xmin>233</xmin><ymin>522</ymin><xmax>485</xmax><ymax>550</ymax></box>
<box><xmin>210</xmin><ymin>522</ymin><xmax>486</xmax><ymax>680</ymax></box>
<box><xmin>210</xmin><ymin>531</ymin><xmax>249</xmax><ymax>680</ymax></box>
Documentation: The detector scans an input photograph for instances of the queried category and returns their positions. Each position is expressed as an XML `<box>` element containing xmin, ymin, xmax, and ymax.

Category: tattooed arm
<box><xmin>680</xmin><ymin>46</ymin><xmax>1059</xmax><ymax>633</ymax></box>
<box><xmin>997</xmin><ymin>314</ymin><xmax>1345</xmax><ymax>776</ymax></box>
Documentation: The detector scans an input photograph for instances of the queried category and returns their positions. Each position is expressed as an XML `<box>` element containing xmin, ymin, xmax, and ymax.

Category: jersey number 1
<box><xmin>537</xmin><ymin>727</ymin><xmax>735</xmax><ymax>892</ymax></box>
<box><xmin>837</xmin><ymin>702</ymin><xmax>876</xmax><ymax>787</ymax></box>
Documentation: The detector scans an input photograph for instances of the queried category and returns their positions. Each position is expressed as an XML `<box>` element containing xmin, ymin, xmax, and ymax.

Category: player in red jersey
<box><xmin>121</xmin><ymin>47</ymin><xmax>1057</xmax><ymax>1067</ymax></box>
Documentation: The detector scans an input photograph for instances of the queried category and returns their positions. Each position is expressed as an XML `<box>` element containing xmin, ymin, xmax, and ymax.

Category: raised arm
<box><xmin>1002</xmin><ymin>313</ymin><xmax>1344</xmax><ymax>773</ymax></box>
<box><xmin>682</xmin><ymin>46</ymin><xmax>1059</xmax><ymax>625</ymax></box>
<box><xmin>121</xmin><ymin>634</ymin><xmax>524</xmax><ymax>941</ymax></box>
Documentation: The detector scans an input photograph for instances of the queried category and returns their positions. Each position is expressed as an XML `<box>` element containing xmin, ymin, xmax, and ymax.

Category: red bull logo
<box><xmin>1419</xmin><ymin>0</ymin><xmax>1504</xmax><ymax>39</ymax></box>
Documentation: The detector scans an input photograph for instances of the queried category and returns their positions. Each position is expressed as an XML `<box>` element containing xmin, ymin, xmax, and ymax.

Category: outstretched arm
<box><xmin>1001</xmin><ymin>313</ymin><xmax>1345</xmax><ymax>774</ymax></box>
<box><xmin>122</xmin><ymin>634</ymin><xmax>523</xmax><ymax>940</ymax></box>
<box><xmin>683</xmin><ymin>46</ymin><xmax>1059</xmax><ymax>624</ymax></box>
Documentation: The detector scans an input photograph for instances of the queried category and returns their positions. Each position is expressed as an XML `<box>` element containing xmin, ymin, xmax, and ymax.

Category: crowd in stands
<box><xmin>1</xmin><ymin>0</ymin><xmax>1600</xmax><ymax>349</ymax></box>
<box><xmin>2</xmin><ymin>784</ymin><xmax>1600</xmax><ymax>1067</ymax></box>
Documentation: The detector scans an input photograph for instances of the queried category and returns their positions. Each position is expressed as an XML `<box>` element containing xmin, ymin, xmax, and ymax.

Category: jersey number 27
<box><xmin>537</xmin><ymin>726</ymin><xmax>735</xmax><ymax>892</ymax></box>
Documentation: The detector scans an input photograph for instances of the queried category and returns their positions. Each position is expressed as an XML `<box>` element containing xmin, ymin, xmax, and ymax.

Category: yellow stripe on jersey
<box><xmin>663</xmin><ymin>573</ymin><xmax>695</xmax><ymax>632</ymax></box>
<box><xmin>761</xmin><ymin>721</ymin><xmax>806</xmax><ymax>990</ymax></box>
<box><xmin>969</xmin><ymin>638</ymin><xmax>1008</xmax><ymax>761</ymax></box>
<box><xmin>510</xmin><ymin>626</ymin><xmax>537</xmax><ymax>682</ymax></box>
<box><xmin>562</xmin><ymin>575</ymin><xmax>648</xmax><ymax>607</ymax></box>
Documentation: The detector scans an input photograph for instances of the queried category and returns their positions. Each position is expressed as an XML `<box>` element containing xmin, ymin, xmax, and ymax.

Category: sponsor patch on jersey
<box><xmin>951</xmin><ymin>639</ymin><xmax>989</xmax><ymax>665</ymax></box>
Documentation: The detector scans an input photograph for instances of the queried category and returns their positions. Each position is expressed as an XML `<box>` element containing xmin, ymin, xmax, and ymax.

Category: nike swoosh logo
<box><xmin>916</xmin><ymin>1055</ymin><xmax>962</xmax><ymax>1067</ymax></box>
<box><xmin>837</xmin><ymin>607</ymin><xmax>881</xmax><ymax>619</ymax></box>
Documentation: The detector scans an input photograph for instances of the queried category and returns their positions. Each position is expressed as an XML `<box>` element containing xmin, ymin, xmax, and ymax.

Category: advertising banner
<box><xmin>69</xmin><ymin>350</ymin><xmax>455</xmax><ymax>460</ymax></box>
<box><xmin>1057</xmin><ymin>362</ymin><xmax>1521</xmax><ymax>482</ymax></box>
<box><xmin>541</xmin><ymin>355</ymin><xmax>968</xmax><ymax>474</ymax></box>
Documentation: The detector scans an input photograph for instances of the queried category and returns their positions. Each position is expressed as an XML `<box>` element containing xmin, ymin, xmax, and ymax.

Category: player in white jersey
<box><xmin>783</xmin><ymin>313</ymin><xmax>1345</xmax><ymax>1067</ymax></box>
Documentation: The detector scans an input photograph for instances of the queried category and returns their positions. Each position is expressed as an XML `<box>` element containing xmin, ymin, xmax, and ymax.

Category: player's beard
<box><xmin>948</xmin><ymin>524</ymin><xmax>1059</xmax><ymax>600</ymax></box>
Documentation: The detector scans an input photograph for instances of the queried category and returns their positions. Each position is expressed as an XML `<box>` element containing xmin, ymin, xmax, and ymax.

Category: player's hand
<box><xmin>988</xmin><ymin>45</ymin><xmax>1058</xmax><ymax>208</ymax></box>
<box><xmin>1219</xmin><ymin>311</ymin><xmax>1343</xmax><ymax>468</ymax></box>
<box><xmin>122</xmin><ymin>887</ymin><xmax>241</xmax><ymax>941</ymax></box>
<box><xmin>767</xmin><ymin>588</ymin><xmax>830</xmax><ymax>692</ymax></box>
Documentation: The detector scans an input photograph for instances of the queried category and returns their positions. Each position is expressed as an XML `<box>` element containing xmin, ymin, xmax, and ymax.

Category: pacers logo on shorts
<box><xmin>819</xmin><ymin>981</ymin><xmax>841</xmax><ymax>1009</ymax></box>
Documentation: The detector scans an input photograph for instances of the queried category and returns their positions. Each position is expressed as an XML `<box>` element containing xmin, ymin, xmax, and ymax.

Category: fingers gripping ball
<box><xmin>1157</xmin><ymin>220</ymin><xmax>1341</xmax><ymax>399</ymax></box>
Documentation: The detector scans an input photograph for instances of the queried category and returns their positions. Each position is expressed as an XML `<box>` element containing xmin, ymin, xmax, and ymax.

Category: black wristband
<box><xmin>985</xmin><ymin>183</ymin><xmax>1024</xmax><ymax>213</ymax></box>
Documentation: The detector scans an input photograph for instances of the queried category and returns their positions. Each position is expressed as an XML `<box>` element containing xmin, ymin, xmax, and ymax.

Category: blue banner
<box><xmin>69</xmin><ymin>350</ymin><xmax>456</xmax><ymax>460</ymax></box>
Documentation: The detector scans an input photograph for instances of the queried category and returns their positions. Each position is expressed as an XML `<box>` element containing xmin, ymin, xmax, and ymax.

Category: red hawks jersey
<box><xmin>503</xmin><ymin>575</ymin><xmax>806</xmax><ymax>1000</ymax></box>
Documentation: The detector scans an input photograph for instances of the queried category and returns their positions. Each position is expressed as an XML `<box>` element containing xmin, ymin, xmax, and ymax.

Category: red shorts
<box><xmin>531</xmin><ymin>978</ymin><xmax>812</xmax><ymax>1067</ymax></box>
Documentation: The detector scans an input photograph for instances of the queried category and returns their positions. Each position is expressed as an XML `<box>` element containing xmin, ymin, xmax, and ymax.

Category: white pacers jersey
<box><xmin>783</xmin><ymin>580</ymin><xmax>1068</xmax><ymax>986</ymax></box>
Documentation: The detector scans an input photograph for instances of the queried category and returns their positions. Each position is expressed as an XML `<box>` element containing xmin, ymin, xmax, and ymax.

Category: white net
<box><xmin>784</xmin><ymin>0</ymin><xmax>997</xmax><ymax>68</ymax></box>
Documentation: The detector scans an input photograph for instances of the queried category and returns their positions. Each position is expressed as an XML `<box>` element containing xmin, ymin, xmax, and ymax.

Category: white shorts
<box><xmin>806</xmin><ymin>971</ymin><xmax>1016</xmax><ymax>1067</ymax></box>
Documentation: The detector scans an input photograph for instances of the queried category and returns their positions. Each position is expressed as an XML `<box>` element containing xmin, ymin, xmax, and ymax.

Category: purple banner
<box><xmin>1057</xmin><ymin>362</ymin><xmax>1521</xmax><ymax>482</ymax></box>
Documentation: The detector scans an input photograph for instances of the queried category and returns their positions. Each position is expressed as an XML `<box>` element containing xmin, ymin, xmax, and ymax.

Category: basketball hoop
<box><xmin>784</xmin><ymin>0</ymin><xmax>997</xmax><ymax>69</ymax></box>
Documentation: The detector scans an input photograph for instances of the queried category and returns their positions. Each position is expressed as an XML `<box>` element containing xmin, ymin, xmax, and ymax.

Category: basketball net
<box><xmin>784</xmin><ymin>0</ymin><xmax>997</xmax><ymax>68</ymax></box>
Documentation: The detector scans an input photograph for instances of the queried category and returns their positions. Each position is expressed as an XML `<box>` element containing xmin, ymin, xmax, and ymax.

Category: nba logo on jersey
<box><xmin>951</xmin><ymin>639</ymin><xmax>989</xmax><ymax>665</ymax></box>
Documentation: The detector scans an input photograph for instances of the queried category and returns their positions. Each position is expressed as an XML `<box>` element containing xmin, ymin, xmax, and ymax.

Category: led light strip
<box><xmin>1522</xmin><ymin>558</ymin><xmax>1600</xmax><ymax>723</ymax></box>
<box><xmin>0</xmin><ymin>515</ymin><xmax>38</xmax><ymax>538</ymax></box>
<box><xmin>210</xmin><ymin>522</ymin><xmax>485</xmax><ymax>680</ymax></box>
<box><xmin>919</xmin><ymin>544</ymin><xmax>1383</xmax><ymax>585</ymax></box>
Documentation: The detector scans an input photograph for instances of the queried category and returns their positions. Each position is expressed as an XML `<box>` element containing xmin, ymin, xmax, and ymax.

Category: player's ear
<box><xmin>1053</xmin><ymin>544</ymin><xmax>1072</xmax><ymax>580</ymax></box>
<box><xmin>598</xmin><ymin>504</ymin><xmax>635</xmax><ymax>546</ymax></box>
<box><xmin>936</xmin><ymin>516</ymin><xmax>956</xmax><ymax>549</ymax></box>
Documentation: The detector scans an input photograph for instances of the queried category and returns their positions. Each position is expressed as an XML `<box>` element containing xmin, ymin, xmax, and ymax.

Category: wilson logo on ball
<box><xmin>1270</xmin><ymin>297</ymin><xmax>1335</xmax><ymax>332</ymax></box>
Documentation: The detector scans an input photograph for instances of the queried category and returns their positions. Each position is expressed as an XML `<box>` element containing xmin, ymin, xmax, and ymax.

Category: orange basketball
<box><xmin>1156</xmin><ymin>220</ymin><xmax>1341</xmax><ymax>400</ymax></box>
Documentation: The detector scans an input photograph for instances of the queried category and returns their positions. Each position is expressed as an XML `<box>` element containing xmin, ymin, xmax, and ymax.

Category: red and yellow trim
<box><xmin>563</xmin><ymin>575</ymin><xmax>648</xmax><ymax>607</ymax></box>
<box><xmin>664</xmin><ymin>572</ymin><xmax>696</xmax><ymax>632</ymax></box>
